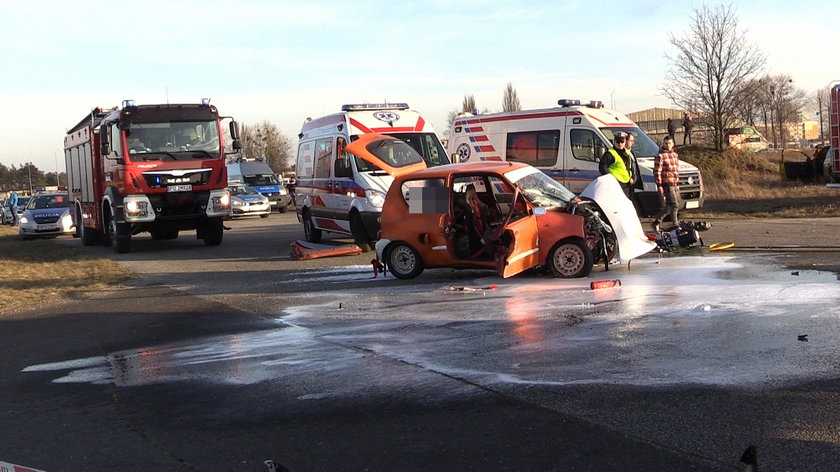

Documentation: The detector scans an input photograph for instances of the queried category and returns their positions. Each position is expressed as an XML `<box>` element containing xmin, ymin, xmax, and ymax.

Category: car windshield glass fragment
<box><xmin>505</xmin><ymin>167</ymin><xmax>575</xmax><ymax>208</ymax></box>
<box><xmin>125</xmin><ymin>121</ymin><xmax>221</xmax><ymax>161</ymax></box>
<box><xmin>364</xmin><ymin>139</ymin><xmax>424</xmax><ymax>168</ymax></box>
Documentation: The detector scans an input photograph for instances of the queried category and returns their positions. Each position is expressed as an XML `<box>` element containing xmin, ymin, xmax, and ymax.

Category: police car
<box><xmin>227</xmin><ymin>183</ymin><xmax>271</xmax><ymax>218</ymax></box>
<box><xmin>18</xmin><ymin>192</ymin><xmax>75</xmax><ymax>240</ymax></box>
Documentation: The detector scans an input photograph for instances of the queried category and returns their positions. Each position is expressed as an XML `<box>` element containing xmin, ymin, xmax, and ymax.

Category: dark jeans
<box><xmin>654</xmin><ymin>184</ymin><xmax>679</xmax><ymax>224</ymax></box>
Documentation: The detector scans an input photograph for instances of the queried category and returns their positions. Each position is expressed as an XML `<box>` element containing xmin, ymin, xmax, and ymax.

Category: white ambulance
<box><xmin>295</xmin><ymin>103</ymin><xmax>449</xmax><ymax>250</ymax></box>
<box><xmin>447</xmin><ymin>100</ymin><xmax>704</xmax><ymax>217</ymax></box>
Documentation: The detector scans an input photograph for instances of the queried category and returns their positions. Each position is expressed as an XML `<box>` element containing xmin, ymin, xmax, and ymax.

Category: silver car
<box><xmin>18</xmin><ymin>193</ymin><xmax>74</xmax><ymax>240</ymax></box>
<box><xmin>3</xmin><ymin>196</ymin><xmax>30</xmax><ymax>225</ymax></box>
<box><xmin>228</xmin><ymin>184</ymin><xmax>271</xmax><ymax>218</ymax></box>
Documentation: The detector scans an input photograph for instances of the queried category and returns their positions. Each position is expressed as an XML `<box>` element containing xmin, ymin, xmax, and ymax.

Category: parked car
<box><xmin>353</xmin><ymin>135</ymin><xmax>655</xmax><ymax>279</ymax></box>
<box><xmin>3</xmin><ymin>196</ymin><xmax>31</xmax><ymax>225</ymax></box>
<box><xmin>18</xmin><ymin>192</ymin><xmax>74</xmax><ymax>240</ymax></box>
<box><xmin>228</xmin><ymin>184</ymin><xmax>271</xmax><ymax>218</ymax></box>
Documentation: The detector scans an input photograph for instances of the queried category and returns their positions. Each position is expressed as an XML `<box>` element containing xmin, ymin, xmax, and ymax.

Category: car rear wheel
<box><xmin>260</xmin><ymin>214</ymin><xmax>270</xmax><ymax>219</ymax></box>
<box><xmin>548</xmin><ymin>238</ymin><xmax>593</xmax><ymax>278</ymax></box>
<box><xmin>387</xmin><ymin>243</ymin><xmax>424</xmax><ymax>279</ymax></box>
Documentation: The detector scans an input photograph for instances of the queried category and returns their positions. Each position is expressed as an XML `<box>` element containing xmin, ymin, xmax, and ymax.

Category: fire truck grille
<box><xmin>148</xmin><ymin>192</ymin><xmax>212</xmax><ymax>219</ymax></box>
<box><xmin>143</xmin><ymin>170</ymin><xmax>211</xmax><ymax>189</ymax></box>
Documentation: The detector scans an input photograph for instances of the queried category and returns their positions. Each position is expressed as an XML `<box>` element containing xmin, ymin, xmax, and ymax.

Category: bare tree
<box><xmin>462</xmin><ymin>94</ymin><xmax>477</xmax><ymax>114</ymax></box>
<box><xmin>732</xmin><ymin>78</ymin><xmax>764</xmax><ymax>126</ymax></box>
<box><xmin>444</xmin><ymin>94</ymin><xmax>481</xmax><ymax>136</ymax></box>
<box><xmin>815</xmin><ymin>87</ymin><xmax>830</xmax><ymax>144</ymax></box>
<box><xmin>503</xmin><ymin>83</ymin><xmax>521</xmax><ymax>112</ymax></box>
<box><xmin>764</xmin><ymin>75</ymin><xmax>808</xmax><ymax>148</ymax></box>
<box><xmin>240</xmin><ymin>121</ymin><xmax>294</xmax><ymax>171</ymax></box>
<box><xmin>661</xmin><ymin>4</ymin><xmax>765</xmax><ymax>151</ymax></box>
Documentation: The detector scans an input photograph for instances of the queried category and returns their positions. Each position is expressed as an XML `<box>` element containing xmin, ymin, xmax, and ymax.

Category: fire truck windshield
<box><xmin>125</xmin><ymin>121</ymin><xmax>221</xmax><ymax>161</ymax></box>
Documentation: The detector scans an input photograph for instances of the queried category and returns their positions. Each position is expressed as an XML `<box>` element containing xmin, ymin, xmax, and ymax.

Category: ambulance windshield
<box><xmin>380</xmin><ymin>133</ymin><xmax>451</xmax><ymax>167</ymax></box>
<box><xmin>600</xmin><ymin>127</ymin><xmax>659</xmax><ymax>158</ymax></box>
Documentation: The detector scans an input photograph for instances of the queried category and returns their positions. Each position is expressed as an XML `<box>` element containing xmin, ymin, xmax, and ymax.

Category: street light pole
<box><xmin>27</xmin><ymin>164</ymin><xmax>33</xmax><ymax>194</ymax></box>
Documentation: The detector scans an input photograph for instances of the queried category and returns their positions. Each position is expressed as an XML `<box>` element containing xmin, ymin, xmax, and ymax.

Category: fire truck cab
<box><xmin>64</xmin><ymin>99</ymin><xmax>237</xmax><ymax>253</ymax></box>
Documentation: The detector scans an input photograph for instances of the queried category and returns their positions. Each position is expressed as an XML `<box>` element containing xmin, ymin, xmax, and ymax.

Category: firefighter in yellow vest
<box><xmin>598</xmin><ymin>132</ymin><xmax>636</xmax><ymax>198</ymax></box>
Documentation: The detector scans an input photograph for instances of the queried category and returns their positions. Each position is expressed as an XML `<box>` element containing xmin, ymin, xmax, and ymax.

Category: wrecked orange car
<box><xmin>346</xmin><ymin>134</ymin><xmax>655</xmax><ymax>279</ymax></box>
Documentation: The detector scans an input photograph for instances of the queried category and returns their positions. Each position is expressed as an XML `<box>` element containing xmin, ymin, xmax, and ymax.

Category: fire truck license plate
<box><xmin>167</xmin><ymin>184</ymin><xmax>193</xmax><ymax>193</ymax></box>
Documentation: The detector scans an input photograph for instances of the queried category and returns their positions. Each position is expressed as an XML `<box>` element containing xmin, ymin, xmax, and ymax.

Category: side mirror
<box><xmin>99</xmin><ymin>124</ymin><xmax>110</xmax><ymax>156</ymax></box>
<box><xmin>229</xmin><ymin>121</ymin><xmax>240</xmax><ymax>140</ymax></box>
<box><xmin>232</xmin><ymin>139</ymin><xmax>242</xmax><ymax>151</ymax></box>
<box><xmin>450</xmin><ymin>153</ymin><xmax>461</xmax><ymax>164</ymax></box>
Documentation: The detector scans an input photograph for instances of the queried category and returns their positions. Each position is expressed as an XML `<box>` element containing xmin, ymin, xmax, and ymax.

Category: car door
<box><xmin>494</xmin><ymin>189</ymin><xmax>540</xmax><ymax>278</ymax></box>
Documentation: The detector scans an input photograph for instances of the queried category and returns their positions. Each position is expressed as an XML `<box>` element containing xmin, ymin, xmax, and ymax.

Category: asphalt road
<box><xmin>3</xmin><ymin>212</ymin><xmax>840</xmax><ymax>471</ymax></box>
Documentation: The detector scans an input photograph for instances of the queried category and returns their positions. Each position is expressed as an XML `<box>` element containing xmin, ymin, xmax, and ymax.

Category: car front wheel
<box><xmin>548</xmin><ymin>238</ymin><xmax>593</xmax><ymax>278</ymax></box>
<box><xmin>387</xmin><ymin>243</ymin><xmax>424</xmax><ymax>279</ymax></box>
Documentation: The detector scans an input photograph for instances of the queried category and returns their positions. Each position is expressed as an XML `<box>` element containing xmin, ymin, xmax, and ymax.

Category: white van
<box><xmin>447</xmin><ymin>100</ymin><xmax>704</xmax><ymax>217</ymax></box>
<box><xmin>295</xmin><ymin>103</ymin><xmax>449</xmax><ymax>250</ymax></box>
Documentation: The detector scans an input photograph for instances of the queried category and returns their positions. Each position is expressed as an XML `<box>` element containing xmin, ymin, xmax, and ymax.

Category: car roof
<box><xmin>397</xmin><ymin>161</ymin><xmax>528</xmax><ymax>180</ymax></box>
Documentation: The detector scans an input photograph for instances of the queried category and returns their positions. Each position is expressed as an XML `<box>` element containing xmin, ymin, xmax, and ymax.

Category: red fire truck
<box><xmin>64</xmin><ymin>99</ymin><xmax>239</xmax><ymax>253</ymax></box>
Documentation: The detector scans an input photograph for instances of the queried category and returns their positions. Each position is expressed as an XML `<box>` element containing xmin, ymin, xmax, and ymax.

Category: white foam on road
<box><xmin>23</xmin><ymin>254</ymin><xmax>840</xmax><ymax>391</ymax></box>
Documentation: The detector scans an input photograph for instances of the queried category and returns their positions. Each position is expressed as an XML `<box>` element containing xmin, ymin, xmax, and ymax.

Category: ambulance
<box><xmin>295</xmin><ymin>103</ymin><xmax>449</xmax><ymax>250</ymax></box>
<box><xmin>446</xmin><ymin>99</ymin><xmax>704</xmax><ymax>217</ymax></box>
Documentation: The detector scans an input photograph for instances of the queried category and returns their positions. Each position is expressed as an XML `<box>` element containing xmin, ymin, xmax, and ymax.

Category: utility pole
<box><xmin>27</xmin><ymin>164</ymin><xmax>33</xmax><ymax>194</ymax></box>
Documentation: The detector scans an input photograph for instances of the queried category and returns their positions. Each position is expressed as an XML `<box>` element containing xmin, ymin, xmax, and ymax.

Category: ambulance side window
<box><xmin>314</xmin><ymin>138</ymin><xmax>333</xmax><ymax>178</ymax></box>
<box><xmin>334</xmin><ymin>137</ymin><xmax>352</xmax><ymax>178</ymax></box>
<box><xmin>570</xmin><ymin>129</ymin><xmax>607</xmax><ymax>162</ymax></box>
<box><xmin>506</xmin><ymin>130</ymin><xmax>559</xmax><ymax>167</ymax></box>
<box><xmin>297</xmin><ymin>142</ymin><xmax>315</xmax><ymax>178</ymax></box>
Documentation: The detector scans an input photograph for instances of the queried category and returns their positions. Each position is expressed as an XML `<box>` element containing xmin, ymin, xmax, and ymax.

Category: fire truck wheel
<box><xmin>548</xmin><ymin>238</ymin><xmax>593</xmax><ymax>278</ymax></box>
<box><xmin>303</xmin><ymin>210</ymin><xmax>322</xmax><ymax>243</ymax></box>
<box><xmin>350</xmin><ymin>213</ymin><xmax>372</xmax><ymax>252</ymax></box>
<box><xmin>78</xmin><ymin>208</ymin><xmax>99</xmax><ymax>246</ymax></box>
<box><xmin>202</xmin><ymin>222</ymin><xmax>223</xmax><ymax>246</ymax></box>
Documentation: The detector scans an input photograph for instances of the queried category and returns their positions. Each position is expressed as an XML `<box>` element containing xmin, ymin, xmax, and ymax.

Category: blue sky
<box><xmin>1</xmin><ymin>0</ymin><xmax>838</xmax><ymax>172</ymax></box>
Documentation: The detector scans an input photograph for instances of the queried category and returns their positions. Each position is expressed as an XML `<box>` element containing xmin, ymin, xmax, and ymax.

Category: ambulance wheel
<box><xmin>303</xmin><ymin>210</ymin><xmax>321</xmax><ymax>243</ymax></box>
<box><xmin>350</xmin><ymin>213</ymin><xmax>372</xmax><ymax>252</ymax></box>
<box><xmin>107</xmin><ymin>213</ymin><xmax>132</xmax><ymax>254</ymax></box>
<box><xmin>548</xmin><ymin>238</ymin><xmax>593</xmax><ymax>278</ymax></box>
<box><xmin>387</xmin><ymin>243</ymin><xmax>424</xmax><ymax>279</ymax></box>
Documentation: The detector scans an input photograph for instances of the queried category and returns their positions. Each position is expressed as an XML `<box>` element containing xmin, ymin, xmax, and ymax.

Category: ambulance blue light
<box><xmin>201</xmin><ymin>98</ymin><xmax>212</xmax><ymax>106</ymax></box>
<box><xmin>122</xmin><ymin>99</ymin><xmax>136</xmax><ymax>108</ymax></box>
<box><xmin>341</xmin><ymin>103</ymin><xmax>409</xmax><ymax>111</ymax></box>
<box><xmin>557</xmin><ymin>99</ymin><xmax>581</xmax><ymax>107</ymax></box>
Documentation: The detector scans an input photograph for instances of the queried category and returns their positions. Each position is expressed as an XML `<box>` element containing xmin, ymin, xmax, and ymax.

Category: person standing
<box><xmin>8</xmin><ymin>190</ymin><xmax>19</xmax><ymax>225</ymax></box>
<box><xmin>667</xmin><ymin>117</ymin><xmax>676</xmax><ymax>141</ymax></box>
<box><xmin>652</xmin><ymin>136</ymin><xmax>680</xmax><ymax>232</ymax></box>
<box><xmin>599</xmin><ymin>132</ymin><xmax>635</xmax><ymax>198</ymax></box>
<box><xmin>682</xmin><ymin>112</ymin><xmax>693</xmax><ymax>145</ymax></box>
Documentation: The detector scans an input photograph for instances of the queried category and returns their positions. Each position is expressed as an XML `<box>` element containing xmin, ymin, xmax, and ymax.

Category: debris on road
<box><xmin>289</xmin><ymin>240</ymin><xmax>363</xmax><ymax>260</ymax></box>
<box><xmin>590</xmin><ymin>279</ymin><xmax>621</xmax><ymax>290</ymax></box>
<box><xmin>449</xmin><ymin>285</ymin><xmax>497</xmax><ymax>292</ymax></box>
